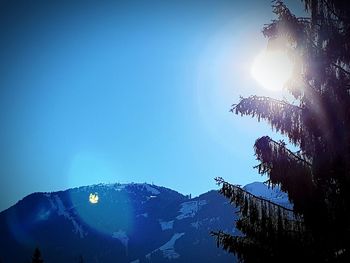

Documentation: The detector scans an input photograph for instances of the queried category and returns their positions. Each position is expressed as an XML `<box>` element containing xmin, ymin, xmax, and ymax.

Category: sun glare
<box><xmin>89</xmin><ymin>193</ymin><xmax>99</xmax><ymax>204</ymax></box>
<box><xmin>251</xmin><ymin>50</ymin><xmax>293</xmax><ymax>91</ymax></box>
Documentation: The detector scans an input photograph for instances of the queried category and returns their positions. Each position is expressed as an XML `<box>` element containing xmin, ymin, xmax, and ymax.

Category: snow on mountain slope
<box><xmin>176</xmin><ymin>200</ymin><xmax>207</xmax><ymax>220</ymax></box>
<box><xmin>159</xmin><ymin>219</ymin><xmax>174</xmax><ymax>230</ymax></box>
<box><xmin>146</xmin><ymin>233</ymin><xmax>185</xmax><ymax>260</ymax></box>
<box><xmin>0</xmin><ymin>181</ymin><xmax>290</xmax><ymax>263</ymax></box>
<box><xmin>112</xmin><ymin>230</ymin><xmax>129</xmax><ymax>248</ymax></box>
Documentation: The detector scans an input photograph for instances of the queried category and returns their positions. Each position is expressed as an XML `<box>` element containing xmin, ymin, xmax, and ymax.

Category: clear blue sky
<box><xmin>0</xmin><ymin>0</ymin><xmax>305</xmax><ymax>211</ymax></box>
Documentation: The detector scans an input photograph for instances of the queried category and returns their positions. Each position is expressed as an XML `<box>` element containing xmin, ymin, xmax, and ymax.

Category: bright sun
<box><xmin>251</xmin><ymin>50</ymin><xmax>293</xmax><ymax>91</ymax></box>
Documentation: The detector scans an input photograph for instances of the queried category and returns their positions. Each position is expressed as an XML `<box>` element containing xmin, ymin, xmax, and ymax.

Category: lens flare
<box><xmin>69</xmin><ymin>185</ymin><xmax>134</xmax><ymax>237</ymax></box>
<box><xmin>89</xmin><ymin>193</ymin><xmax>99</xmax><ymax>204</ymax></box>
<box><xmin>251</xmin><ymin>50</ymin><xmax>293</xmax><ymax>91</ymax></box>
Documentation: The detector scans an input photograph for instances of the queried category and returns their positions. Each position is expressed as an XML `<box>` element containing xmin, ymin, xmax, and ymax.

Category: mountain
<box><xmin>0</xmin><ymin>182</ymin><xmax>289</xmax><ymax>263</ymax></box>
<box><xmin>243</xmin><ymin>182</ymin><xmax>292</xmax><ymax>209</ymax></box>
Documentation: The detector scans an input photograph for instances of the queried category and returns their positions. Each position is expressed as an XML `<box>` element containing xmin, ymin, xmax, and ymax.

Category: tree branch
<box><xmin>215</xmin><ymin>177</ymin><xmax>296</xmax><ymax>213</ymax></box>
<box><xmin>323</xmin><ymin>0</ymin><xmax>345</xmax><ymax>22</ymax></box>
<box><xmin>267</xmin><ymin>137</ymin><xmax>312</xmax><ymax>167</ymax></box>
<box><xmin>231</xmin><ymin>95</ymin><xmax>303</xmax><ymax>112</ymax></box>
<box><xmin>331</xmin><ymin>63</ymin><xmax>350</xmax><ymax>76</ymax></box>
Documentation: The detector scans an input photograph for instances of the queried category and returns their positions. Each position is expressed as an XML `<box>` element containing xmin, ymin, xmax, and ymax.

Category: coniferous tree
<box><xmin>32</xmin><ymin>248</ymin><xmax>44</xmax><ymax>263</ymax></box>
<box><xmin>213</xmin><ymin>0</ymin><xmax>350</xmax><ymax>262</ymax></box>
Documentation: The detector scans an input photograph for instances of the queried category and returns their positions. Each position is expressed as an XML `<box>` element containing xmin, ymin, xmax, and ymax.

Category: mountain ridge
<box><xmin>0</xmin><ymin>182</ymin><xmax>289</xmax><ymax>263</ymax></box>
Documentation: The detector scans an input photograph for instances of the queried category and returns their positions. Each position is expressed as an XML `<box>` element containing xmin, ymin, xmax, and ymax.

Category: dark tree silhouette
<box><xmin>213</xmin><ymin>0</ymin><xmax>350</xmax><ymax>262</ymax></box>
<box><xmin>32</xmin><ymin>247</ymin><xmax>44</xmax><ymax>263</ymax></box>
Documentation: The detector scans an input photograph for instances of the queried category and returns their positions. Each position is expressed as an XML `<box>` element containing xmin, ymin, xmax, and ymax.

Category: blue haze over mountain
<box><xmin>0</xmin><ymin>182</ymin><xmax>290</xmax><ymax>262</ymax></box>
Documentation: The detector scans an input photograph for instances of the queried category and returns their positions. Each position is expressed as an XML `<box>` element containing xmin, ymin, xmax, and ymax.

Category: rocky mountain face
<box><xmin>0</xmin><ymin>182</ymin><xmax>289</xmax><ymax>263</ymax></box>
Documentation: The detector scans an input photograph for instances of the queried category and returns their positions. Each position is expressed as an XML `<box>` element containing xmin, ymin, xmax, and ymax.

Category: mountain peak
<box><xmin>244</xmin><ymin>181</ymin><xmax>291</xmax><ymax>208</ymax></box>
<box><xmin>0</xmin><ymin>182</ymin><xmax>236</xmax><ymax>263</ymax></box>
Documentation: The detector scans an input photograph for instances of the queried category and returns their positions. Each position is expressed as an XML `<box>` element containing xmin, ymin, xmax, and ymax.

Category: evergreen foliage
<box><xmin>32</xmin><ymin>247</ymin><xmax>44</xmax><ymax>263</ymax></box>
<box><xmin>213</xmin><ymin>0</ymin><xmax>350</xmax><ymax>262</ymax></box>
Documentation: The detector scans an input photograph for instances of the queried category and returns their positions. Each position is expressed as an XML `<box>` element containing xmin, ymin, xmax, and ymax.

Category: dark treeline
<box><xmin>7</xmin><ymin>247</ymin><xmax>85</xmax><ymax>263</ymax></box>
<box><xmin>32</xmin><ymin>248</ymin><xmax>44</xmax><ymax>263</ymax></box>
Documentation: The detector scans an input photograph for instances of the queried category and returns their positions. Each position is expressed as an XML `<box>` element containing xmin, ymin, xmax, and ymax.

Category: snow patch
<box><xmin>112</xmin><ymin>230</ymin><xmax>129</xmax><ymax>248</ymax></box>
<box><xmin>137</xmin><ymin>213</ymin><xmax>148</xmax><ymax>218</ymax></box>
<box><xmin>37</xmin><ymin>209</ymin><xmax>51</xmax><ymax>221</ymax></box>
<box><xmin>176</xmin><ymin>200</ymin><xmax>207</xmax><ymax>220</ymax></box>
<box><xmin>143</xmin><ymin>184</ymin><xmax>160</xmax><ymax>195</ymax></box>
<box><xmin>159</xmin><ymin>220</ymin><xmax>174</xmax><ymax>230</ymax></box>
<box><xmin>114</xmin><ymin>184</ymin><xmax>126</xmax><ymax>191</ymax></box>
<box><xmin>191</xmin><ymin>221</ymin><xmax>200</xmax><ymax>229</ymax></box>
<box><xmin>146</xmin><ymin>233</ymin><xmax>185</xmax><ymax>260</ymax></box>
<box><xmin>47</xmin><ymin>196</ymin><xmax>57</xmax><ymax>210</ymax></box>
<box><xmin>51</xmin><ymin>195</ymin><xmax>86</xmax><ymax>238</ymax></box>
<box><xmin>54</xmin><ymin>195</ymin><xmax>70</xmax><ymax>217</ymax></box>
<box><xmin>209</xmin><ymin>217</ymin><xmax>220</xmax><ymax>223</ymax></box>
<box><xmin>158</xmin><ymin>233</ymin><xmax>185</xmax><ymax>259</ymax></box>
<box><xmin>244</xmin><ymin>182</ymin><xmax>292</xmax><ymax>208</ymax></box>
